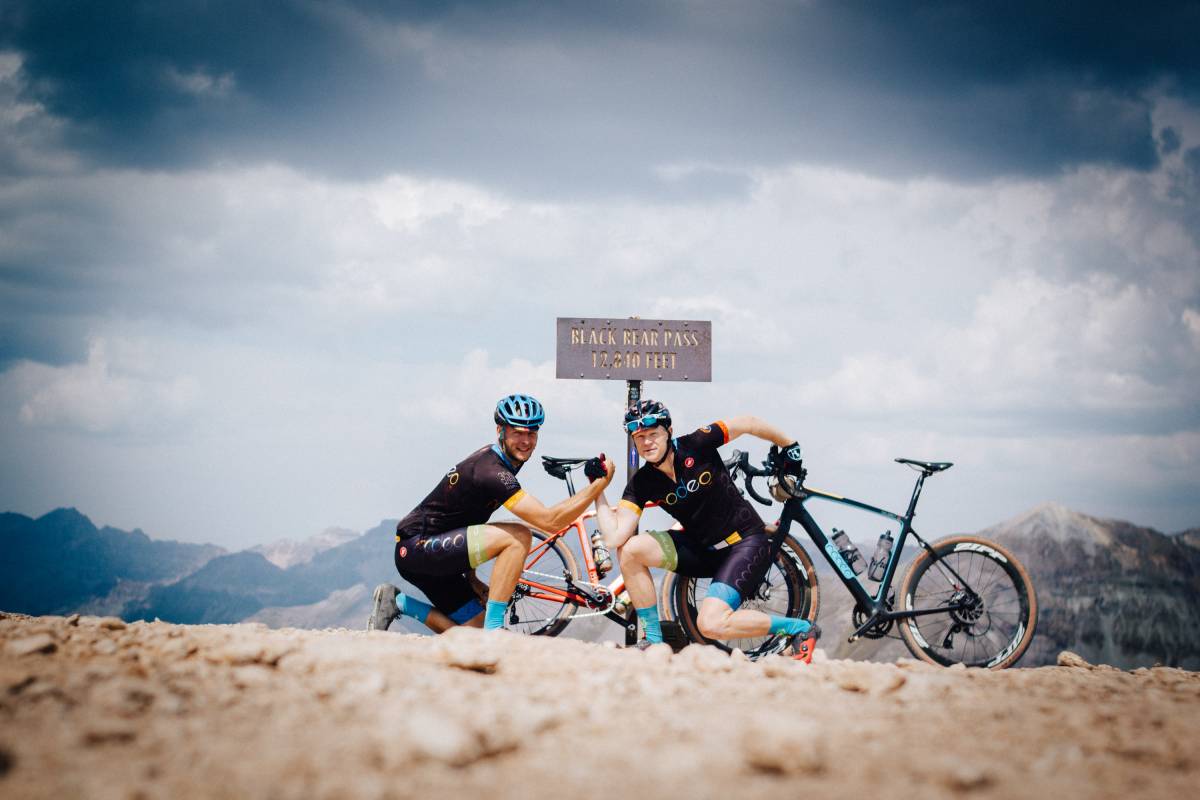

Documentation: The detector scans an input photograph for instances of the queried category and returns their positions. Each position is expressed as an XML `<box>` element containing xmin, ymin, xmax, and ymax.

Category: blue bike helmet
<box><xmin>494</xmin><ymin>393</ymin><xmax>545</xmax><ymax>429</ymax></box>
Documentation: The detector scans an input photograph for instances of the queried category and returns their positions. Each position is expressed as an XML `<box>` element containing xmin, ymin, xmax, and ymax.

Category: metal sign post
<box><xmin>555</xmin><ymin>316</ymin><xmax>712</xmax><ymax>646</ymax></box>
<box><xmin>555</xmin><ymin>317</ymin><xmax>712</xmax><ymax>482</ymax></box>
<box><xmin>626</xmin><ymin>379</ymin><xmax>642</xmax><ymax>475</ymax></box>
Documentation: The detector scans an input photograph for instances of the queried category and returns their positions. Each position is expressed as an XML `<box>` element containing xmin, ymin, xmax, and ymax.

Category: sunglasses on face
<box><xmin>624</xmin><ymin>414</ymin><xmax>667</xmax><ymax>434</ymax></box>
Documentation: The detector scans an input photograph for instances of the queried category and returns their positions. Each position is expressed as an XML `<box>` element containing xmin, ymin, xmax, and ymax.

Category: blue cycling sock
<box><xmin>483</xmin><ymin>599</ymin><xmax>507</xmax><ymax>630</ymax></box>
<box><xmin>396</xmin><ymin>592</ymin><xmax>431</xmax><ymax>625</ymax></box>
<box><xmin>636</xmin><ymin>605</ymin><xmax>664</xmax><ymax>643</ymax></box>
<box><xmin>769</xmin><ymin>616</ymin><xmax>813</xmax><ymax>636</ymax></box>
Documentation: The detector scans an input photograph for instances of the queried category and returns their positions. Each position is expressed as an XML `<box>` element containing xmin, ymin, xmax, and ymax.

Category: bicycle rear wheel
<box><xmin>475</xmin><ymin>529</ymin><xmax>580</xmax><ymax>636</ymax></box>
<box><xmin>666</xmin><ymin>534</ymin><xmax>819</xmax><ymax>659</ymax></box>
<box><xmin>898</xmin><ymin>535</ymin><xmax>1037</xmax><ymax>669</ymax></box>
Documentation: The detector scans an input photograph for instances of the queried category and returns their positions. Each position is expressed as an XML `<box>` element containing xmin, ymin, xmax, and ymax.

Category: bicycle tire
<box><xmin>475</xmin><ymin>528</ymin><xmax>580</xmax><ymax>636</ymax></box>
<box><xmin>665</xmin><ymin>533</ymin><xmax>820</xmax><ymax>658</ymax></box>
<box><xmin>898</xmin><ymin>535</ymin><xmax>1037</xmax><ymax>669</ymax></box>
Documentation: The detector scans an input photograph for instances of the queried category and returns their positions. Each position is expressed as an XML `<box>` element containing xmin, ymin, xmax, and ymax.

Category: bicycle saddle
<box><xmin>895</xmin><ymin>458</ymin><xmax>953</xmax><ymax>474</ymax></box>
<box><xmin>541</xmin><ymin>455</ymin><xmax>590</xmax><ymax>480</ymax></box>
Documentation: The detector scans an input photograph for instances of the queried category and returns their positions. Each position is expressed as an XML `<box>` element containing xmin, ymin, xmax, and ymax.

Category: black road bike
<box><xmin>661</xmin><ymin>451</ymin><xmax>1038</xmax><ymax>668</ymax></box>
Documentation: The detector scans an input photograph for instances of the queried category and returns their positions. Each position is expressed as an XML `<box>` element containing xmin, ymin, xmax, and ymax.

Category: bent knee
<box><xmin>697</xmin><ymin>607</ymin><xmax>734</xmax><ymax>639</ymax></box>
<box><xmin>492</xmin><ymin>523</ymin><xmax>532</xmax><ymax>549</ymax></box>
<box><xmin>618</xmin><ymin>535</ymin><xmax>658</xmax><ymax>567</ymax></box>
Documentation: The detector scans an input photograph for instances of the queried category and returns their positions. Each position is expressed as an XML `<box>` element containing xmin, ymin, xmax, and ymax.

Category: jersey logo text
<box><xmin>663</xmin><ymin>470</ymin><xmax>713</xmax><ymax>505</ymax></box>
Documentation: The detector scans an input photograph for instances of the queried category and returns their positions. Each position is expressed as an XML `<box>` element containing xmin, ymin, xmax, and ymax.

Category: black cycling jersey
<box><xmin>620</xmin><ymin>421</ymin><xmax>765</xmax><ymax>547</ymax></box>
<box><xmin>396</xmin><ymin>445</ymin><xmax>526</xmax><ymax>539</ymax></box>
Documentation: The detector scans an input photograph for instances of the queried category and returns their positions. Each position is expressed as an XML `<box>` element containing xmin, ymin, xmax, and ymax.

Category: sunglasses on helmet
<box><xmin>624</xmin><ymin>414</ymin><xmax>668</xmax><ymax>433</ymax></box>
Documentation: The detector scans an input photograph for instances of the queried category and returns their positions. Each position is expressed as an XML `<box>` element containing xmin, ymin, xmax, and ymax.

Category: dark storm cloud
<box><xmin>2</xmin><ymin>0</ymin><xmax>1198</xmax><ymax>192</ymax></box>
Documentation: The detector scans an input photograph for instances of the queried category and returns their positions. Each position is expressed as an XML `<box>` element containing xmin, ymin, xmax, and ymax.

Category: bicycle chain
<box><xmin>511</xmin><ymin>569</ymin><xmax>620</xmax><ymax>622</ymax></box>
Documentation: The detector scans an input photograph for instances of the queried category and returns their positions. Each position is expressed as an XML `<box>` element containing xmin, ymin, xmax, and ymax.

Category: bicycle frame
<box><xmin>776</xmin><ymin>470</ymin><xmax>976</xmax><ymax>641</ymax></box>
<box><xmin>516</xmin><ymin>509</ymin><xmax>639</xmax><ymax>643</ymax></box>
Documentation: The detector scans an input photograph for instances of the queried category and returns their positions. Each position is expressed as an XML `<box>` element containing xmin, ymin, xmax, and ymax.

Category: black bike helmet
<box><xmin>623</xmin><ymin>399</ymin><xmax>671</xmax><ymax>433</ymax></box>
<box><xmin>494</xmin><ymin>393</ymin><xmax>545</xmax><ymax>429</ymax></box>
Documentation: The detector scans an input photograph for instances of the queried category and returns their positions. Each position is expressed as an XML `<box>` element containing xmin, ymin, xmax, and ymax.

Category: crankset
<box><xmin>851</xmin><ymin>590</ymin><xmax>896</xmax><ymax>639</ymax></box>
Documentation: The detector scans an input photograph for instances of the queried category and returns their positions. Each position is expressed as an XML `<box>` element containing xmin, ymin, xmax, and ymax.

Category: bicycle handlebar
<box><xmin>544</xmin><ymin>449</ymin><xmax>790</xmax><ymax>508</ymax></box>
<box><xmin>726</xmin><ymin>450</ymin><xmax>777</xmax><ymax>506</ymax></box>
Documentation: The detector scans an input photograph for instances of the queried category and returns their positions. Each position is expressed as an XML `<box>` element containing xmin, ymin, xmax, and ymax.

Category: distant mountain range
<box><xmin>0</xmin><ymin>509</ymin><xmax>223</xmax><ymax>617</ymax></box>
<box><xmin>987</xmin><ymin>503</ymin><xmax>1200</xmax><ymax>668</ymax></box>
<box><xmin>251</xmin><ymin>527</ymin><xmax>359</xmax><ymax>569</ymax></box>
<box><xmin>2</xmin><ymin>503</ymin><xmax>1197</xmax><ymax>667</ymax></box>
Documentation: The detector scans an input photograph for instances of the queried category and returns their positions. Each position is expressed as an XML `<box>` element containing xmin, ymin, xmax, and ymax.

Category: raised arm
<box><xmin>594</xmin><ymin>490</ymin><xmax>640</xmax><ymax>549</ymax></box>
<box><xmin>723</xmin><ymin>415</ymin><xmax>796</xmax><ymax>448</ymax></box>
<box><xmin>508</xmin><ymin>457</ymin><xmax>616</xmax><ymax>532</ymax></box>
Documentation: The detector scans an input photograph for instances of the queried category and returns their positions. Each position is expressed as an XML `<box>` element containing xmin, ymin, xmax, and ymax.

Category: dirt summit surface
<box><xmin>2</xmin><ymin>613</ymin><xmax>1198</xmax><ymax>800</ymax></box>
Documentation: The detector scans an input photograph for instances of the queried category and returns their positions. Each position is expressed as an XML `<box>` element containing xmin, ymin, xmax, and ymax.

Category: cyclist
<box><xmin>592</xmin><ymin>399</ymin><xmax>819</xmax><ymax>659</ymax></box>
<box><xmin>369</xmin><ymin>393</ymin><xmax>615</xmax><ymax>633</ymax></box>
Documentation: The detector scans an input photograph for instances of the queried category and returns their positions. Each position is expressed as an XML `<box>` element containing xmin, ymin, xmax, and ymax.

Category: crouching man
<box><xmin>593</xmin><ymin>400</ymin><xmax>818</xmax><ymax>658</ymax></box>
<box><xmin>369</xmin><ymin>393</ymin><xmax>614</xmax><ymax>633</ymax></box>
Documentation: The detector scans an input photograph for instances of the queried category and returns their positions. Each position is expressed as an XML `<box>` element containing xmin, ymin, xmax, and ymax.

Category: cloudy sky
<box><xmin>1</xmin><ymin>1</ymin><xmax>1198</xmax><ymax>549</ymax></box>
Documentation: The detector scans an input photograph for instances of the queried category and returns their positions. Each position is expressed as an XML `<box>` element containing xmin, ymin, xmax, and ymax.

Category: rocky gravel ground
<box><xmin>2</xmin><ymin>611</ymin><xmax>1198</xmax><ymax>800</ymax></box>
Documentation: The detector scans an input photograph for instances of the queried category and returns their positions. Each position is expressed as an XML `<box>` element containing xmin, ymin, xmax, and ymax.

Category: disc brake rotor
<box><xmin>948</xmin><ymin>590</ymin><xmax>988</xmax><ymax>632</ymax></box>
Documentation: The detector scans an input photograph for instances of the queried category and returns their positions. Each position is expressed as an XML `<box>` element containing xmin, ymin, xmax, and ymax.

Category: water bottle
<box><xmin>830</xmin><ymin>528</ymin><xmax>865</xmax><ymax>575</ymax></box>
<box><xmin>867</xmin><ymin>530</ymin><xmax>894</xmax><ymax>582</ymax></box>
<box><xmin>591</xmin><ymin>530</ymin><xmax>613</xmax><ymax>576</ymax></box>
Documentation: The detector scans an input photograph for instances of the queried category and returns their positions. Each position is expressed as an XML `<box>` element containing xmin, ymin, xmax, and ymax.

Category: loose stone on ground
<box><xmin>0</xmin><ymin>613</ymin><xmax>1197</xmax><ymax>800</ymax></box>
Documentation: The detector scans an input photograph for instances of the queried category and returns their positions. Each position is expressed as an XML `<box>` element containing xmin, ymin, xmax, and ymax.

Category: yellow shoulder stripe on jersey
<box><xmin>619</xmin><ymin>499</ymin><xmax>643</xmax><ymax>517</ymax></box>
<box><xmin>502</xmin><ymin>489</ymin><xmax>527</xmax><ymax>509</ymax></box>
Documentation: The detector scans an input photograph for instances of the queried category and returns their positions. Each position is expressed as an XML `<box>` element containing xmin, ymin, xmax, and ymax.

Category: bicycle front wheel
<box><xmin>475</xmin><ymin>529</ymin><xmax>580</xmax><ymax>636</ymax></box>
<box><xmin>898</xmin><ymin>535</ymin><xmax>1037</xmax><ymax>669</ymax></box>
<box><xmin>668</xmin><ymin>534</ymin><xmax>819</xmax><ymax>659</ymax></box>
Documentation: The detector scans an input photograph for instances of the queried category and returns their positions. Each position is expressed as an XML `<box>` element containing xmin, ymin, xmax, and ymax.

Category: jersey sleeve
<box><xmin>488</xmin><ymin>468</ymin><xmax>526</xmax><ymax>510</ymax></box>
<box><xmin>619</xmin><ymin>475</ymin><xmax>645</xmax><ymax>517</ymax></box>
<box><xmin>680</xmin><ymin>421</ymin><xmax>729</xmax><ymax>452</ymax></box>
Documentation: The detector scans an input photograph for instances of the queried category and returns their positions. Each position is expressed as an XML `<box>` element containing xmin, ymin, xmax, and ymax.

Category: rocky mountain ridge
<box><xmin>250</xmin><ymin>527</ymin><xmax>359</xmax><ymax>569</ymax></box>
<box><xmin>0</xmin><ymin>509</ymin><xmax>224</xmax><ymax>617</ymax></box>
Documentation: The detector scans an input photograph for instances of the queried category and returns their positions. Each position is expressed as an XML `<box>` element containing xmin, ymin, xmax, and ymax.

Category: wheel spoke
<box><xmin>901</xmin><ymin>538</ymin><xmax>1035</xmax><ymax>669</ymax></box>
<box><xmin>674</xmin><ymin>538</ymin><xmax>815</xmax><ymax>659</ymax></box>
<box><xmin>476</xmin><ymin>530</ymin><xmax>577</xmax><ymax>636</ymax></box>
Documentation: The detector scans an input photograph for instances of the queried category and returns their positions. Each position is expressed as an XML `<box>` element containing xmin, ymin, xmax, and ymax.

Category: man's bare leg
<box><xmin>479</xmin><ymin>522</ymin><xmax>532</xmax><ymax>603</ymax></box>
<box><xmin>374</xmin><ymin>525</ymin><xmax>529</xmax><ymax>634</ymax></box>
<box><xmin>424</xmin><ymin>609</ymin><xmax>483</xmax><ymax>633</ymax></box>
<box><xmin>617</xmin><ymin>533</ymin><xmax>665</xmax><ymax>608</ymax></box>
<box><xmin>617</xmin><ymin>534</ymin><xmax>666</xmax><ymax>643</ymax></box>
<box><xmin>469</xmin><ymin>522</ymin><xmax>532</xmax><ymax>629</ymax></box>
<box><xmin>696</xmin><ymin>597</ymin><xmax>771</xmax><ymax>639</ymax></box>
